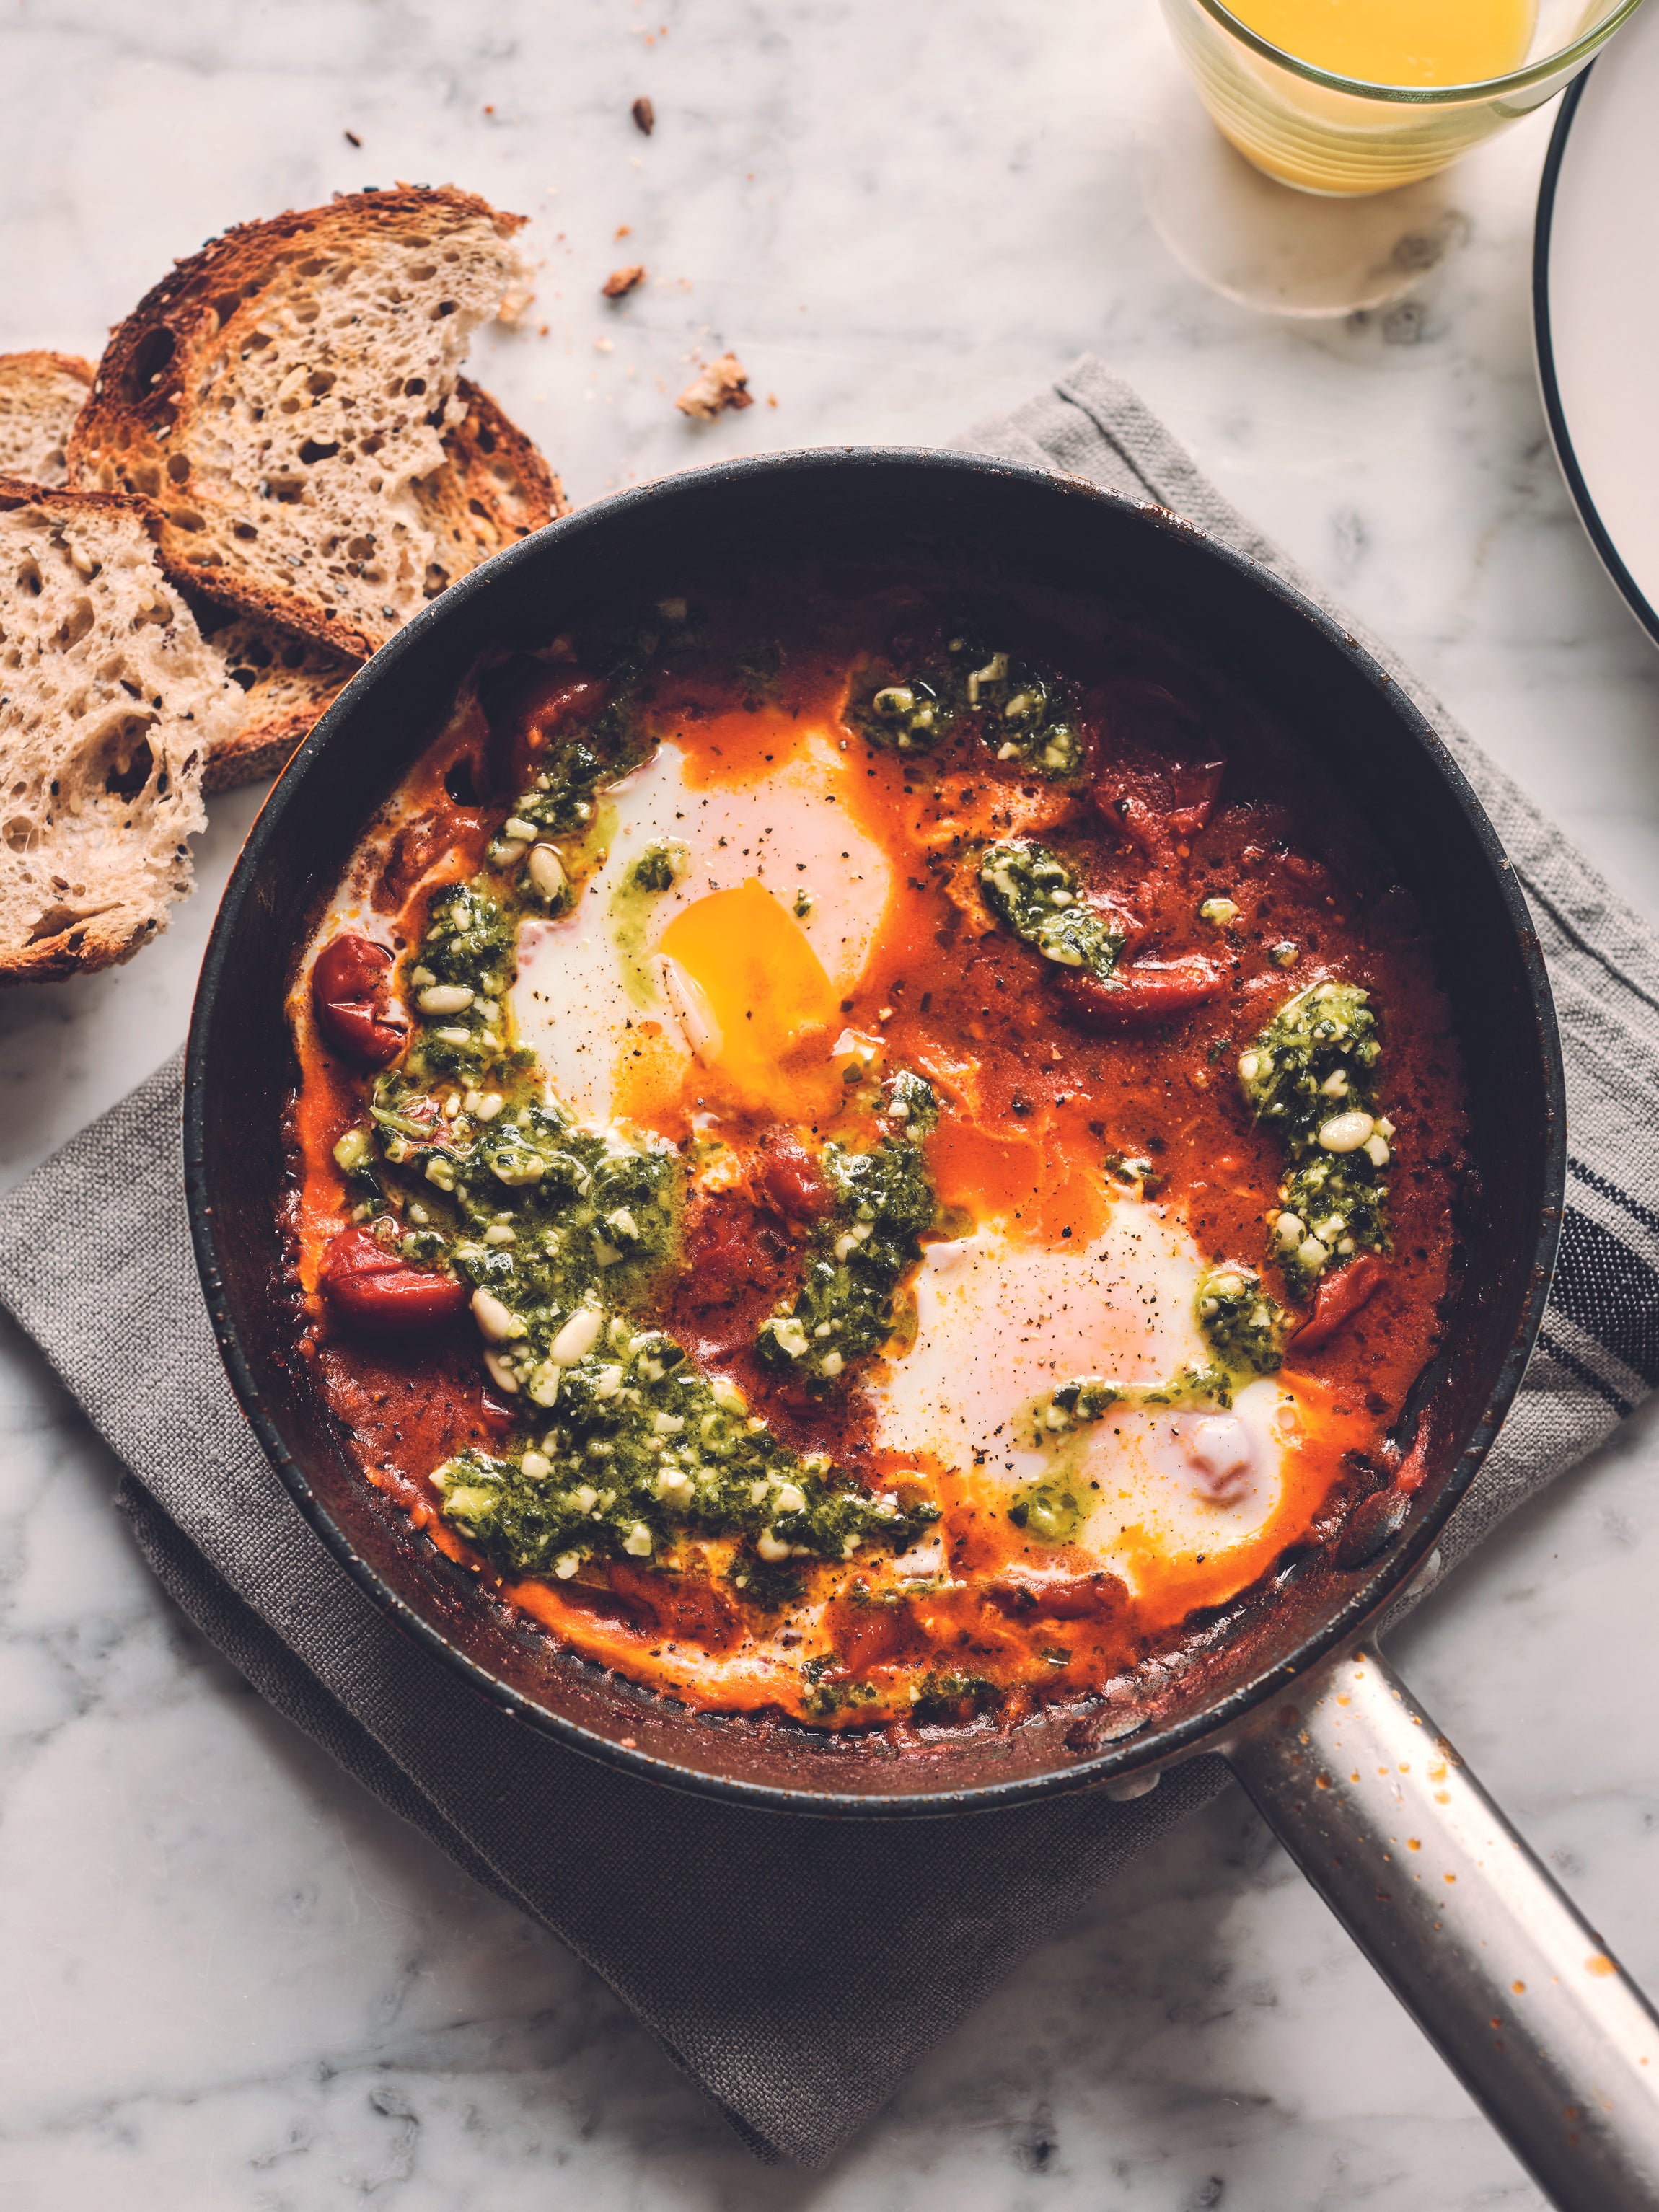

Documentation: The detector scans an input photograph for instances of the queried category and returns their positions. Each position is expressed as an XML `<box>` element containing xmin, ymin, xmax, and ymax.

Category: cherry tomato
<box><xmin>987</xmin><ymin>1569</ymin><xmax>1127</xmax><ymax>1623</ymax></box>
<box><xmin>679</xmin><ymin>1195</ymin><xmax>786</xmax><ymax>1311</ymax></box>
<box><xmin>1287</xmin><ymin>1253</ymin><xmax>1388</xmax><ymax>1356</ymax></box>
<box><xmin>489</xmin><ymin>663</ymin><xmax>610</xmax><ymax>792</ymax></box>
<box><xmin>312</xmin><ymin>934</ymin><xmax>408</xmax><ymax>1067</ymax></box>
<box><xmin>1085</xmin><ymin>677</ymin><xmax>1227</xmax><ymax>856</ymax></box>
<box><xmin>607</xmin><ymin>1561</ymin><xmax>744</xmax><ymax>1652</ymax></box>
<box><xmin>755</xmin><ymin>1130</ymin><xmax>830</xmax><ymax>1225</ymax></box>
<box><xmin>321</xmin><ymin>1227</ymin><xmax>467</xmax><ymax>1336</ymax></box>
<box><xmin>822</xmin><ymin>1587</ymin><xmax>925</xmax><ymax>1674</ymax></box>
<box><xmin>1053</xmin><ymin>955</ymin><xmax>1226</xmax><ymax>1031</ymax></box>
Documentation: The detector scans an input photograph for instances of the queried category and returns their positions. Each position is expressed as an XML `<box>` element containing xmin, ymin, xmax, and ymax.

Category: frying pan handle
<box><xmin>1224</xmin><ymin>1644</ymin><xmax>1659</xmax><ymax>2211</ymax></box>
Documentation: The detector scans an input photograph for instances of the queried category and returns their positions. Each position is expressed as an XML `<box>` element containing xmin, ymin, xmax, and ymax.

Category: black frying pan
<box><xmin>185</xmin><ymin>451</ymin><xmax>1659</xmax><ymax>2208</ymax></box>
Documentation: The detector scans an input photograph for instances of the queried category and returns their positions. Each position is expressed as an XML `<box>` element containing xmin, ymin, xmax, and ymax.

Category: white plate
<box><xmin>1536</xmin><ymin>0</ymin><xmax>1659</xmax><ymax>648</ymax></box>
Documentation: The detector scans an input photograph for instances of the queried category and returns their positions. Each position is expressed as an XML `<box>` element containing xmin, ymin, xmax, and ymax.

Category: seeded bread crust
<box><xmin>68</xmin><ymin>186</ymin><xmax>537</xmax><ymax>660</ymax></box>
<box><xmin>0</xmin><ymin>352</ymin><xmax>94</xmax><ymax>488</ymax></box>
<box><xmin>0</xmin><ymin>477</ymin><xmax>234</xmax><ymax>982</ymax></box>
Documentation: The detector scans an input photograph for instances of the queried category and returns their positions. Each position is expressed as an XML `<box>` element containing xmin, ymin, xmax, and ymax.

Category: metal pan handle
<box><xmin>1224</xmin><ymin>1644</ymin><xmax>1659</xmax><ymax>2211</ymax></box>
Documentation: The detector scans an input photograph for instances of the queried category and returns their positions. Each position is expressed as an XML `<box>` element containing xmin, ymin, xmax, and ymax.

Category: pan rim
<box><xmin>185</xmin><ymin>445</ymin><xmax>1565</xmax><ymax>1818</ymax></box>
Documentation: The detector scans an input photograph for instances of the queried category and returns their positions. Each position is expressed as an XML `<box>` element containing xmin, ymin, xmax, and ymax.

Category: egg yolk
<box><xmin>659</xmin><ymin>878</ymin><xmax>840</xmax><ymax>1115</ymax></box>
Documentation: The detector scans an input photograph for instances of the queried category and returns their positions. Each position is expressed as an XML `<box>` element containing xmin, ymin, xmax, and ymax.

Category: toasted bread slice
<box><xmin>69</xmin><ymin>186</ymin><xmax>543</xmax><ymax>659</ymax></box>
<box><xmin>182</xmin><ymin>377</ymin><xmax>560</xmax><ymax>793</ymax></box>
<box><xmin>184</xmin><ymin>594</ymin><xmax>358</xmax><ymax>794</ymax></box>
<box><xmin>413</xmin><ymin>377</ymin><xmax>566</xmax><ymax>599</ymax></box>
<box><xmin>0</xmin><ymin>480</ymin><xmax>235</xmax><ymax>982</ymax></box>
<box><xmin>0</xmin><ymin>352</ymin><xmax>93</xmax><ymax>488</ymax></box>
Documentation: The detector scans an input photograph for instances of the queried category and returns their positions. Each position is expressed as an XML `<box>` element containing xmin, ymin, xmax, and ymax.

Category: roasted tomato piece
<box><xmin>679</xmin><ymin>1194</ymin><xmax>786</xmax><ymax>1310</ymax></box>
<box><xmin>321</xmin><ymin>1227</ymin><xmax>467</xmax><ymax>1335</ymax></box>
<box><xmin>608</xmin><ymin>1561</ymin><xmax>744</xmax><ymax>1652</ymax></box>
<box><xmin>374</xmin><ymin>811</ymin><xmax>465</xmax><ymax>912</ymax></box>
<box><xmin>755</xmin><ymin>1130</ymin><xmax>831</xmax><ymax>1225</ymax></box>
<box><xmin>1052</xmin><ymin>955</ymin><xmax>1226</xmax><ymax>1031</ymax></box>
<box><xmin>822</xmin><ymin>1587</ymin><xmax>925</xmax><ymax>1674</ymax></box>
<box><xmin>1087</xmin><ymin>677</ymin><xmax>1226</xmax><ymax>856</ymax></box>
<box><xmin>312</xmin><ymin>934</ymin><xmax>408</xmax><ymax>1066</ymax></box>
<box><xmin>1286</xmin><ymin>1253</ymin><xmax>1388</xmax><ymax>1356</ymax></box>
<box><xmin>488</xmin><ymin>661</ymin><xmax>610</xmax><ymax>792</ymax></box>
<box><xmin>987</xmin><ymin>1569</ymin><xmax>1127</xmax><ymax>1622</ymax></box>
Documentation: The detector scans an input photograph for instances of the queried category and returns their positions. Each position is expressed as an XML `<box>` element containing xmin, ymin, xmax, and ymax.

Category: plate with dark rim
<box><xmin>1535</xmin><ymin>0</ymin><xmax>1659</xmax><ymax>650</ymax></box>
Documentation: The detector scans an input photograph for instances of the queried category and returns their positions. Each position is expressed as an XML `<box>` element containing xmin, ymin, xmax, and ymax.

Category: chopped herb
<box><xmin>845</xmin><ymin>631</ymin><xmax>1084</xmax><ymax>777</ymax></box>
<box><xmin>1239</xmin><ymin>982</ymin><xmax>1392</xmax><ymax>1292</ymax></box>
<box><xmin>979</xmin><ymin>840</ymin><xmax>1124</xmax><ymax>979</ymax></box>
<box><xmin>627</xmin><ymin>842</ymin><xmax>682</xmax><ymax>894</ymax></box>
<box><xmin>853</xmin><ymin>677</ymin><xmax>954</xmax><ymax>754</ymax></box>
<box><xmin>432</xmin><ymin>1336</ymin><xmax>937</xmax><ymax>1584</ymax></box>
<box><xmin>947</xmin><ymin>635</ymin><xmax>1085</xmax><ymax>775</ymax></box>
<box><xmin>1008</xmin><ymin>1483</ymin><xmax>1083</xmax><ymax>1543</ymax></box>
<box><xmin>1102</xmin><ymin>1152</ymin><xmax>1162</xmax><ymax>1198</ymax></box>
<box><xmin>757</xmin><ymin>1093</ymin><xmax>938</xmax><ymax>1385</ymax></box>
<box><xmin>1195</xmin><ymin>1265</ymin><xmax>1284</xmax><ymax>1375</ymax></box>
<box><xmin>909</xmin><ymin>1669</ymin><xmax>998</xmax><ymax>1719</ymax></box>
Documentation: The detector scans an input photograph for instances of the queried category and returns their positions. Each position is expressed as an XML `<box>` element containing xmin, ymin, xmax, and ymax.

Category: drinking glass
<box><xmin>1161</xmin><ymin>0</ymin><xmax>1649</xmax><ymax>195</ymax></box>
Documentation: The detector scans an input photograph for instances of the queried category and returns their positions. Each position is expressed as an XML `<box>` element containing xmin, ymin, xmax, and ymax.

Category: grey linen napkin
<box><xmin>4</xmin><ymin>357</ymin><xmax>1658</xmax><ymax>2168</ymax></box>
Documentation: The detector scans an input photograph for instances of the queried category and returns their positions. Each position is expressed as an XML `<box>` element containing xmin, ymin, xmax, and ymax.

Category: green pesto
<box><xmin>498</xmin><ymin>616</ymin><xmax>671</xmax><ymax>847</ymax></box>
<box><xmin>855</xmin><ymin>677</ymin><xmax>955</xmax><ymax>754</ymax></box>
<box><xmin>845</xmin><ymin>631</ymin><xmax>1084</xmax><ymax>777</ymax></box>
<box><xmin>1239</xmin><ymin>981</ymin><xmax>1392</xmax><ymax>1295</ymax></box>
<box><xmin>729</xmin><ymin>1555</ymin><xmax>807</xmax><ymax>1612</ymax></box>
<box><xmin>627</xmin><ymin>842</ymin><xmax>684</xmax><ymax>895</ymax></box>
<box><xmin>607</xmin><ymin>839</ymin><xmax>688</xmax><ymax>1005</ymax></box>
<box><xmin>949</xmin><ymin>638</ymin><xmax>1085</xmax><ymax>776</ymax></box>
<box><xmin>432</xmin><ymin>1319</ymin><xmax>939</xmax><ymax>1584</ymax></box>
<box><xmin>1008</xmin><ymin>1483</ymin><xmax>1083</xmax><ymax>1543</ymax></box>
<box><xmin>1023</xmin><ymin>1357</ymin><xmax>1238</xmax><ymax>1462</ymax></box>
<box><xmin>909</xmin><ymin>1670</ymin><xmax>998</xmax><ymax>1721</ymax></box>
<box><xmin>801</xmin><ymin>1675</ymin><xmax>884</xmax><ymax>1720</ymax></box>
<box><xmin>1194</xmin><ymin>1265</ymin><xmax>1285</xmax><ymax>1375</ymax></box>
<box><xmin>978</xmin><ymin>840</ymin><xmax>1124</xmax><ymax>979</ymax></box>
<box><xmin>1102</xmin><ymin>1151</ymin><xmax>1165</xmax><ymax>1199</ymax></box>
<box><xmin>1239</xmin><ymin>981</ymin><xmax>1379</xmax><ymax>1139</ymax></box>
<box><xmin>757</xmin><ymin>1088</ymin><xmax>938</xmax><ymax>1386</ymax></box>
<box><xmin>368</xmin><ymin>1076</ymin><xmax>680</xmax><ymax>1323</ymax></box>
<box><xmin>340</xmin><ymin>609</ymin><xmax>951</xmax><ymax>1595</ymax></box>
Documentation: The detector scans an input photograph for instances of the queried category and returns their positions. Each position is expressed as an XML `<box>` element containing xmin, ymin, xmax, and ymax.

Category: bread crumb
<box><xmin>632</xmin><ymin>96</ymin><xmax>655</xmax><ymax>135</ymax></box>
<box><xmin>676</xmin><ymin>353</ymin><xmax>754</xmax><ymax>420</ymax></box>
<box><xmin>602</xmin><ymin>264</ymin><xmax>646</xmax><ymax>300</ymax></box>
<box><xmin>498</xmin><ymin>273</ymin><xmax>535</xmax><ymax>328</ymax></box>
<box><xmin>615</xmin><ymin>224</ymin><xmax>633</xmax><ymax>239</ymax></box>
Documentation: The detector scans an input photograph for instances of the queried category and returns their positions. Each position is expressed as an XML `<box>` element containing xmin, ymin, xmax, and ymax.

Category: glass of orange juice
<box><xmin>1162</xmin><ymin>0</ymin><xmax>1649</xmax><ymax>194</ymax></box>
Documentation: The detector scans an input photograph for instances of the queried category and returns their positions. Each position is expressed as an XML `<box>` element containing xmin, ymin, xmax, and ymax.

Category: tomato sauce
<box><xmin>283</xmin><ymin>586</ymin><xmax>1467</xmax><ymax>1732</ymax></box>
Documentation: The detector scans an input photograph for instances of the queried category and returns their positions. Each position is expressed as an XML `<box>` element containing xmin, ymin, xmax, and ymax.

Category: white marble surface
<box><xmin>2</xmin><ymin>3</ymin><xmax>1658</xmax><ymax>2206</ymax></box>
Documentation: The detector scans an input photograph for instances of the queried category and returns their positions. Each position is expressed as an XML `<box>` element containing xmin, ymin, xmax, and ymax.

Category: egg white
<box><xmin>870</xmin><ymin>1200</ymin><xmax>1296</xmax><ymax>1592</ymax></box>
<box><xmin>513</xmin><ymin>733</ymin><xmax>891</xmax><ymax>1125</ymax></box>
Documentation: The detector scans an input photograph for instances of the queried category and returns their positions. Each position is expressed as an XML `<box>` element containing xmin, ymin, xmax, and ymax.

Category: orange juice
<box><xmin>1221</xmin><ymin>0</ymin><xmax>1536</xmax><ymax>86</ymax></box>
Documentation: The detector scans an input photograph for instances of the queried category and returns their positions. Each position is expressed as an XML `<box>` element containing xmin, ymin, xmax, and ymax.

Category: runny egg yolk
<box><xmin>658</xmin><ymin>878</ymin><xmax>841</xmax><ymax>1116</ymax></box>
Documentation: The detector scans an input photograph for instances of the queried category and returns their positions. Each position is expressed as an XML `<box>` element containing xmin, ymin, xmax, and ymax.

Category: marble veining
<box><xmin>2</xmin><ymin>1</ymin><xmax>1658</xmax><ymax>2206</ymax></box>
